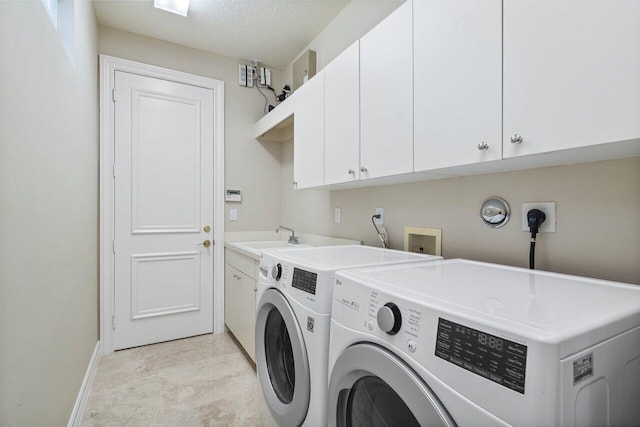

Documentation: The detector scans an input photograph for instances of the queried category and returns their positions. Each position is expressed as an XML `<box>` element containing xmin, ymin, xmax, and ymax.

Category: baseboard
<box><xmin>68</xmin><ymin>341</ymin><xmax>101</xmax><ymax>427</ymax></box>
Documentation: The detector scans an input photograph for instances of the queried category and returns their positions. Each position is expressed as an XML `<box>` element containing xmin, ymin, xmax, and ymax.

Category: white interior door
<box><xmin>113</xmin><ymin>71</ymin><xmax>214</xmax><ymax>350</ymax></box>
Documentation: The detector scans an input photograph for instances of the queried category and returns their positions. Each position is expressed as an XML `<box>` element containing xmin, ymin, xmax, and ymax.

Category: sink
<box><xmin>236</xmin><ymin>240</ymin><xmax>311</xmax><ymax>250</ymax></box>
<box><xmin>232</xmin><ymin>241</ymin><xmax>312</xmax><ymax>256</ymax></box>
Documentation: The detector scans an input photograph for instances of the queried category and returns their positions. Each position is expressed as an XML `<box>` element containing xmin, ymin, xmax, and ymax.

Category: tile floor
<box><xmin>81</xmin><ymin>333</ymin><xmax>260</xmax><ymax>426</ymax></box>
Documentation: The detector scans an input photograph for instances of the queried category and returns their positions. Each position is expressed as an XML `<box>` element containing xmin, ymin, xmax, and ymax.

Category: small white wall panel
<box><xmin>324</xmin><ymin>41</ymin><xmax>360</xmax><ymax>185</ymax></box>
<box><xmin>503</xmin><ymin>0</ymin><xmax>640</xmax><ymax>158</ymax></box>
<box><xmin>360</xmin><ymin>1</ymin><xmax>413</xmax><ymax>179</ymax></box>
<box><xmin>413</xmin><ymin>0</ymin><xmax>502</xmax><ymax>172</ymax></box>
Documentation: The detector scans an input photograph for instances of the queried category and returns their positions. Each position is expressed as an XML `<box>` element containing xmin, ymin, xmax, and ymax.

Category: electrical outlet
<box><xmin>522</xmin><ymin>202</ymin><xmax>556</xmax><ymax>232</ymax></box>
<box><xmin>246</xmin><ymin>66</ymin><xmax>254</xmax><ymax>87</ymax></box>
<box><xmin>374</xmin><ymin>207</ymin><xmax>384</xmax><ymax>225</ymax></box>
<box><xmin>259</xmin><ymin>67</ymin><xmax>271</xmax><ymax>86</ymax></box>
<box><xmin>230</xmin><ymin>209</ymin><xmax>238</xmax><ymax>221</ymax></box>
<box><xmin>335</xmin><ymin>207</ymin><xmax>341</xmax><ymax>223</ymax></box>
<box><xmin>238</xmin><ymin>64</ymin><xmax>247</xmax><ymax>86</ymax></box>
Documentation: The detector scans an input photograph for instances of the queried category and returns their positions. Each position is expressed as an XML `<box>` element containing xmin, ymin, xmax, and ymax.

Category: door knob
<box><xmin>510</xmin><ymin>134</ymin><xmax>523</xmax><ymax>144</ymax></box>
<box><xmin>348</xmin><ymin>169</ymin><xmax>355</xmax><ymax>175</ymax></box>
<box><xmin>203</xmin><ymin>225</ymin><xmax>211</xmax><ymax>233</ymax></box>
<box><xmin>360</xmin><ymin>166</ymin><xmax>368</xmax><ymax>173</ymax></box>
<box><xmin>199</xmin><ymin>240</ymin><xmax>211</xmax><ymax>248</ymax></box>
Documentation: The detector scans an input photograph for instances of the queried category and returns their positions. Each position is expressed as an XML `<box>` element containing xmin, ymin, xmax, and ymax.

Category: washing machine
<box><xmin>328</xmin><ymin>259</ymin><xmax>640</xmax><ymax>427</ymax></box>
<box><xmin>255</xmin><ymin>245</ymin><xmax>442</xmax><ymax>427</ymax></box>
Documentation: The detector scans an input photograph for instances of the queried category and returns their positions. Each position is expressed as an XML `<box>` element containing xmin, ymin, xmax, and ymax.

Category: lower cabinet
<box><xmin>224</xmin><ymin>249</ymin><xmax>257</xmax><ymax>362</ymax></box>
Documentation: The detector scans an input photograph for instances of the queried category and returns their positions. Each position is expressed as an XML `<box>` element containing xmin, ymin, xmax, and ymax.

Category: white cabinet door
<box><xmin>413</xmin><ymin>0</ymin><xmax>502</xmax><ymax>172</ymax></box>
<box><xmin>325</xmin><ymin>41</ymin><xmax>360</xmax><ymax>185</ymax></box>
<box><xmin>294</xmin><ymin>72</ymin><xmax>325</xmax><ymax>189</ymax></box>
<box><xmin>224</xmin><ymin>264</ymin><xmax>239</xmax><ymax>334</ymax></box>
<box><xmin>237</xmin><ymin>270</ymin><xmax>256</xmax><ymax>361</ymax></box>
<box><xmin>360</xmin><ymin>1</ymin><xmax>413</xmax><ymax>179</ymax></box>
<box><xmin>503</xmin><ymin>0</ymin><xmax>640</xmax><ymax>158</ymax></box>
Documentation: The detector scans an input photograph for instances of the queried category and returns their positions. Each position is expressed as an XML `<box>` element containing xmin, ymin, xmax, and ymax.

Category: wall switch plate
<box><xmin>374</xmin><ymin>207</ymin><xmax>384</xmax><ymax>225</ymax></box>
<box><xmin>335</xmin><ymin>207</ymin><xmax>341</xmax><ymax>223</ymax></box>
<box><xmin>230</xmin><ymin>209</ymin><xmax>238</xmax><ymax>221</ymax></box>
<box><xmin>522</xmin><ymin>202</ymin><xmax>556</xmax><ymax>232</ymax></box>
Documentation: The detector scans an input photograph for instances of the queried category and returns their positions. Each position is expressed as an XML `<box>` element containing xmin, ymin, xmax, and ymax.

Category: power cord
<box><xmin>527</xmin><ymin>209</ymin><xmax>546</xmax><ymax>269</ymax></box>
<box><xmin>371</xmin><ymin>214</ymin><xmax>389</xmax><ymax>249</ymax></box>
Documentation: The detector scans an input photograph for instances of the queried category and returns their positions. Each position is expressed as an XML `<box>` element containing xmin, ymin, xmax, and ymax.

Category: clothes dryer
<box><xmin>255</xmin><ymin>245</ymin><xmax>441</xmax><ymax>426</ymax></box>
<box><xmin>328</xmin><ymin>259</ymin><xmax>640</xmax><ymax>426</ymax></box>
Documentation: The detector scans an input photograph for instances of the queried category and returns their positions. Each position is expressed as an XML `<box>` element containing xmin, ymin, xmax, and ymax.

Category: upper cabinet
<box><xmin>503</xmin><ymin>0</ymin><xmax>640</xmax><ymax>158</ymax></box>
<box><xmin>324</xmin><ymin>41</ymin><xmax>360</xmax><ymax>185</ymax></box>
<box><xmin>256</xmin><ymin>0</ymin><xmax>640</xmax><ymax>190</ymax></box>
<box><xmin>360</xmin><ymin>1</ymin><xmax>413</xmax><ymax>179</ymax></box>
<box><xmin>413</xmin><ymin>0</ymin><xmax>502</xmax><ymax>172</ymax></box>
<box><xmin>293</xmin><ymin>71</ymin><xmax>325</xmax><ymax>189</ymax></box>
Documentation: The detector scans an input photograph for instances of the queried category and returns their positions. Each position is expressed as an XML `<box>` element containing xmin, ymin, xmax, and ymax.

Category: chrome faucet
<box><xmin>276</xmin><ymin>226</ymin><xmax>299</xmax><ymax>244</ymax></box>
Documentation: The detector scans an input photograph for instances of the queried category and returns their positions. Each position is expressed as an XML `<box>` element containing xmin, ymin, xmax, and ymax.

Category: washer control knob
<box><xmin>366</xmin><ymin>320</ymin><xmax>374</xmax><ymax>331</ymax></box>
<box><xmin>407</xmin><ymin>340</ymin><xmax>417</xmax><ymax>353</ymax></box>
<box><xmin>377</xmin><ymin>302</ymin><xmax>402</xmax><ymax>335</ymax></box>
<box><xmin>271</xmin><ymin>263</ymin><xmax>282</xmax><ymax>281</ymax></box>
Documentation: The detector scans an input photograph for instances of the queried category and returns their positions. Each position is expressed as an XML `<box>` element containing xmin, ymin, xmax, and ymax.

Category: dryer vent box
<box><xmin>404</xmin><ymin>227</ymin><xmax>442</xmax><ymax>256</ymax></box>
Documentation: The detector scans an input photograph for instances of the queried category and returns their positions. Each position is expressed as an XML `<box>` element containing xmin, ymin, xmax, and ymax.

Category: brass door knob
<box><xmin>203</xmin><ymin>225</ymin><xmax>211</xmax><ymax>233</ymax></box>
<box><xmin>200</xmin><ymin>240</ymin><xmax>211</xmax><ymax>248</ymax></box>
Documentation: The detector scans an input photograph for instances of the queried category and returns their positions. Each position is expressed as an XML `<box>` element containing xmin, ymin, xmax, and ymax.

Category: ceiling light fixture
<box><xmin>154</xmin><ymin>0</ymin><xmax>190</xmax><ymax>17</ymax></box>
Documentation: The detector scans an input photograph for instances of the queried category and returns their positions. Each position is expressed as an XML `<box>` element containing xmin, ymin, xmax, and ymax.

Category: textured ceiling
<box><xmin>93</xmin><ymin>0</ymin><xmax>353</xmax><ymax>69</ymax></box>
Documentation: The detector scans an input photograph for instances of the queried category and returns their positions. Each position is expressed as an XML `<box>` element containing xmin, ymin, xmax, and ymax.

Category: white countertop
<box><xmin>224</xmin><ymin>231</ymin><xmax>361</xmax><ymax>260</ymax></box>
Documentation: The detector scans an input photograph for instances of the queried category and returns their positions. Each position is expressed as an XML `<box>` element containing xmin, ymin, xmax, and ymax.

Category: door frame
<box><xmin>99</xmin><ymin>55</ymin><xmax>225</xmax><ymax>355</ymax></box>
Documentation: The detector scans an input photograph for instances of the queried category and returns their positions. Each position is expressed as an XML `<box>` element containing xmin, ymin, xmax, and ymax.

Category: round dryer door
<box><xmin>255</xmin><ymin>288</ymin><xmax>310</xmax><ymax>426</ymax></box>
<box><xmin>329</xmin><ymin>344</ymin><xmax>456</xmax><ymax>427</ymax></box>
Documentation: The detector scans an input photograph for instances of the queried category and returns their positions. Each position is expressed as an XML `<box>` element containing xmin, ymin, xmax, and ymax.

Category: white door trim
<box><xmin>99</xmin><ymin>55</ymin><xmax>225</xmax><ymax>355</ymax></box>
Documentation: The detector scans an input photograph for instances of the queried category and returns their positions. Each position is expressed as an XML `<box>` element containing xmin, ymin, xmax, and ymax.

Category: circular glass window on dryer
<box><xmin>329</xmin><ymin>344</ymin><xmax>455</xmax><ymax>427</ymax></box>
<box><xmin>255</xmin><ymin>288</ymin><xmax>310</xmax><ymax>426</ymax></box>
<box><xmin>345</xmin><ymin>376</ymin><xmax>419</xmax><ymax>427</ymax></box>
<box><xmin>264</xmin><ymin>307</ymin><xmax>296</xmax><ymax>403</ymax></box>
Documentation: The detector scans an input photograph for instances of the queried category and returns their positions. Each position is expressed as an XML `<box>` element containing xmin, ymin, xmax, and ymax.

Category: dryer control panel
<box><xmin>435</xmin><ymin>318</ymin><xmax>528</xmax><ymax>394</ymax></box>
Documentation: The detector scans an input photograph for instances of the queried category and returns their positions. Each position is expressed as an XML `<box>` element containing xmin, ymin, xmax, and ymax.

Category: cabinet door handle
<box><xmin>477</xmin><ymin>141</ymin><xmax>489</xmax><ymax>151</ymax></box>
<box><xmin>510</xmin><ymin>134</ymin><xmax>523</xmax><ymax>144</ymax></box>
<box><xmin>360</xmin><ymin>166</ymin><xmax>368</xmax><ymax>173</ymax></box>
<box><xmin>348</xmin><ymin>169</ymin><xmax>355</xmax><ymax>175</ymax></box>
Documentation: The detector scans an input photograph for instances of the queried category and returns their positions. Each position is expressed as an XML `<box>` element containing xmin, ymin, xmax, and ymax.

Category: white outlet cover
<box><xmin>522</xmin><ymin>202</ymin><xmax>556</xmax><ymax>232</ymax></box>
<box><xmin>230</xmin><ymin>208</ymin><xmax>238</xmax><ymax>221</ymax></box>
<box><xmin>375</xmin><ymin>207</ymin><xmax>384</xmax><ymax>225</ymax></box>
<box><xmin>335</xmin><ymin>207</ymin><xmax>341</xmax><ymax>223</ymax></box>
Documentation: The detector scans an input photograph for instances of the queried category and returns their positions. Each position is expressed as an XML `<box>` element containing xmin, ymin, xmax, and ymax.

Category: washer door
<box><xmin>256</xmin><ymin>288</ymin><xmax>310</xmax><ymax>426</ymax></box>
<box><xmin>329</xmin><ymin>344</ymin><xmax>456</xmax><ymax>427</ymax></box>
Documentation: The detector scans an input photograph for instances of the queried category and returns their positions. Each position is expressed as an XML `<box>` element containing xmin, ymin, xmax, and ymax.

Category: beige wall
<box><xmin>0</xmin><ymin>1</ymin><xmax>99</xmax><ymax>425</ymax></box>
<box><xmin>329</xmin><ymin>158</ymin><xmax>640</xmax><ymax>284</ymax></box>
<box><xmin>98</xmin><ymin>26</ymin><xmax>283</xmax><ymax>232</ymax></box>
